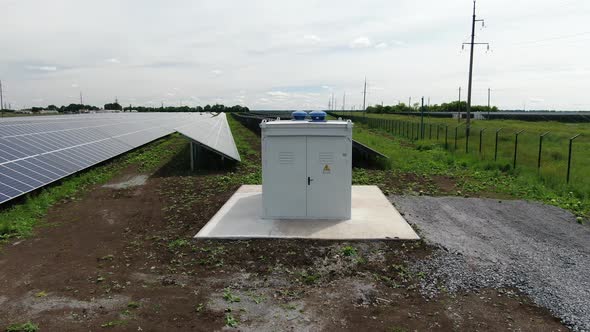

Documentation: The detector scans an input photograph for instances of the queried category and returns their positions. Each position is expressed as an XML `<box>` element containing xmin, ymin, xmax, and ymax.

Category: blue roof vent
<box><xmin>309</xmin><ymin>111</ymin><xmax>327</xmax><ymax>122</ymax></box>
<box><xmin>291</xmin><ymin>111</ymin><xmax>307</xmax><ymax>121</ymax></box>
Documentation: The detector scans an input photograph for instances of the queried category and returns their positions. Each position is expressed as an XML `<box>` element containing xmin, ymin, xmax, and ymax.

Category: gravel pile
<box><xmin>391</xmin><ymin>196</ymin><xmax>590</xmax><ymax>332</ymax></box>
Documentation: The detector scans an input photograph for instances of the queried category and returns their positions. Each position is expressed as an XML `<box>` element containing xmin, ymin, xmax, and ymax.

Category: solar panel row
<box><xmin>0</xmin><ymin>112</ymin><xmax>240</xmax><ymax>205</ymax></box>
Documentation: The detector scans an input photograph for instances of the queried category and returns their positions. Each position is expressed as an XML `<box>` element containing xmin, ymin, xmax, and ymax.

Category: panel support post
<box><xmin>190</xmin><ymin>141</ymin><xmax>195</xmax><ymax>171</ymax></box>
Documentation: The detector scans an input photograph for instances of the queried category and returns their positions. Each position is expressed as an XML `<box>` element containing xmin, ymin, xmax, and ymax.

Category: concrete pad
<box><xmin>195</xmin><ymin>185</ymin><xmax>419</xmax><ymax>240</ymax></box>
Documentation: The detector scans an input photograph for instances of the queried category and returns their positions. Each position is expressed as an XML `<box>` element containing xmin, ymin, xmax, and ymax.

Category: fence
<box><xmin>329</xmin><ymin>112</ymin><xmax>586</xmax><ymax>187</ymax></box>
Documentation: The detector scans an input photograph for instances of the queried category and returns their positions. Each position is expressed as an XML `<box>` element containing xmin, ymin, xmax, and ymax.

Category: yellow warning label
<box><xmin>322</xmin><ymin>164</ymin><xmax>331</xmax><ymax>174</ymax></box>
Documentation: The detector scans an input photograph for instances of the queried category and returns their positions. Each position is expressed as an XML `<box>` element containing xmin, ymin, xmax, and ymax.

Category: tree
<box><xmin>104</xmin><ymin>102</ymin><xmax>122</xmax><ymax>110</ymax></box>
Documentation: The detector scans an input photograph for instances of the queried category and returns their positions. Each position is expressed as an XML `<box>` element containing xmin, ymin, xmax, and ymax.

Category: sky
<box><xmin>1</xmin><ymin>0</ymin><xmax>589</xmax><ymax>111</ymax></box>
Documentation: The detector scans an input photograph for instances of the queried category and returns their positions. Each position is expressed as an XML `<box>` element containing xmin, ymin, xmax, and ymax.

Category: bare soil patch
<box><xmin>0</xmin><ymin>132</ymin><xmax>566</xmax><ymax>331</ymax></box>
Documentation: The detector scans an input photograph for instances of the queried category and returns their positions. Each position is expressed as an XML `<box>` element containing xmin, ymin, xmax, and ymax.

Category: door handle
<box><xmin>308</xmin><ymin>177</ymin><xmax>313</xmax><ymax>185</ymax></box>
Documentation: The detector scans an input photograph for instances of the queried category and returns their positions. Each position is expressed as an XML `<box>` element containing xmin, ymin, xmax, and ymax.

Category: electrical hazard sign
<box><xmin>322</xmin><ymin>164</ymin><xmax>331</xmax><ymax>174</ymax></box>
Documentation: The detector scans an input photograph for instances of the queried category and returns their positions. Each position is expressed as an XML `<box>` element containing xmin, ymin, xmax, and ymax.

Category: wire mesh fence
<box><xmin>332</xmin><ymin>112</ymin><xmax>587</xmax><ymax>191</ymax></box>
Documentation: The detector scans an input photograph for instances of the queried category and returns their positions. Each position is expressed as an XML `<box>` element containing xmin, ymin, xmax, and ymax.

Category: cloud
<box><xmin>529</xmin><ymin>98</ymin><xmax>545</xmax><ymax>103</ymax></box>
<box><xmin>105</xmin><ymin>58</ymin><xmax>120</xmax><ymax>64</ymax></box>
<box><xmin>267</xmin><ymin>91</ymin><xmax>290</xmax><ymax>98</ymax></box>
<box><xmin>349</xmin><ymin>36</ymin><xmax>371</xmax><ymax>49</ymax></box>
<box><xmin>71</xmin><ymin>83</ymin><xmax>79</xmax><ymax>88</ymax></box>
<box><xmin>25</xmin><ymin>65</ymin><xmax>57</xmax><ymax>71</ymax></box>
<box><xmin>303</xmin><ymin>34</ymin><xmax>321</xmax><ymax>43</ymax></box>
<box><xmin>375</xmin><ymin>42</ymin><xmax>388</xmax><ymax>49</ymax></box>
<box><xmin>211</xmin><ymin>69</ymin><xmax>223</xmax><ymax>75</ymax></box>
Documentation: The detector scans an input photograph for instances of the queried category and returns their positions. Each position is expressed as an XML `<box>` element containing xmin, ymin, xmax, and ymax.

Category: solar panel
<box><xmin>0</xmin><ymin>112</ymin><xmax>241</xmax><ymax>205</ymax></box>
<box><xmin>176</xmin><ymin>113</ymin><xmax>241</xmax><ymax>161</ymax></box>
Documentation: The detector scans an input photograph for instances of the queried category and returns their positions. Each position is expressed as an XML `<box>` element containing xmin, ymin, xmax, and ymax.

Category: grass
<box><xmin>348</xmin><ymin>120</ymin><xmax>589</xmax><ymax>218</ymax></box>
<box><xmin>5</xmin><ymin>322</ymin><xmax>39</xmax><ymax>332</ymax></box>
<box><xmin>336</xmin><ymin>111</ymin><xmax>590</xmax><ymax>193</ymax></box>
<box><xmin>0</xmin><ymin>134</ymin><xmax>187</xmax><ymax>240</ymax></box>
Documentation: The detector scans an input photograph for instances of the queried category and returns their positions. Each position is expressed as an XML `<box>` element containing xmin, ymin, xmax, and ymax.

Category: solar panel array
<box><xmin>0</xmin><ymin>112</ymin><xmax>240</xmax><ymax>205</ymax></box>
<box><xmin>176</xmin><ymin>113</ymin><xmax>240</xmax><ymax>161</ymax></box>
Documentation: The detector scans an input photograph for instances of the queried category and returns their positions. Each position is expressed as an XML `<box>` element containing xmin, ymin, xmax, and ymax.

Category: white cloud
<box><xmin>349</xmin><ymin>36</ymin><xmax>371</xmax><ymax>49</ymax></box>
<box><xmin>71</xmin><ymin>83</ymin><xmax>79</xmax><ymax>88</ymax></box>
<box><xmin>105</xmin><ymin>58</ymin><xmax>120</xmax><ymax>64</ymax></box>
<box><xmin>211</xmin><ymin>69</ymin><xmax>223</xmax><ymax>75</ymax></box>
<box><xmin>267</xmin><ymin>91</ymin><xmax>290</xmax><ymax>98</ymax></box>
<box><xmin>303</xmin><ymin>34</ymin><xmax>321</xmax><ymax>43</ymax></box>
<box><xmin>529</xmin><ymin>98</ymin><xmax>545</xmax><ymax>103</ymax></box>
<box><xmin>375</xmin><ymin>42</ymin><xmax>388</xmax><ymax>49</ymax></box>
<box><xmin>25</xmin><ymin>65</ymin><xmax>57</xmax><ymax>71</ymax></box>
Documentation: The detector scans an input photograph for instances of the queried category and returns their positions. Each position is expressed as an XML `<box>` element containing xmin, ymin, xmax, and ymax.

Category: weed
<box><xmin>127</xmin><ymin>301</ymin><xmax>141</xmax><ymax>309</ymax></box>
<box><xmin>297</xmin><ymin>271</ymin><xmax>320</xmax><ymax>285</ymax></box>
<box><xmin>34</xmin><ymin>291</ymin><xmax>47</xmax><ymax>298</ymax></box>
<box><xmin>225</xmin><ymin>313</ymin><xmax>239</xmax><ymax>328</ymax></box>
<box><xmin>100</xmin><ymin>320</ymin><xmax>126</xmax><ymax>328</ymax></box>
<box><xmin>341</xmin><ymin>245</ymin><xmax>358</xmax><ymax>257</ymax></box>
<box><xmin>6</xmin><ymin>322</ymin><xmax>39</xmax><ymax>332</ymax></box>
<box><xmin>195</xmin><ymin>303</ymin><xmax>204</xmax><ymax>312</ymax></box>
<box><xmin>168</xmin><ymin>239</ymin><xmax>189</xmax><ymax>250</ymax></box>
<box><xmin>223</xmin><ymin>288</ymin><xmax>241</xmax><ymax>303</ymax></box>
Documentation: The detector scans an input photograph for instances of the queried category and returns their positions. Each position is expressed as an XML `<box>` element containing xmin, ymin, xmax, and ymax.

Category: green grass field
<box><xmin>336</xmin><ymin>112</ymin><xmax>589</xmax><ymax>219</ymax></box>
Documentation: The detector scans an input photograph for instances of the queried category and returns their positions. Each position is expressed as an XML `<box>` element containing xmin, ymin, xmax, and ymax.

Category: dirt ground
<box><xmin>0</xmin><ymin>130</ymin><xmax>567</xmax><ymax>331</ymax></box>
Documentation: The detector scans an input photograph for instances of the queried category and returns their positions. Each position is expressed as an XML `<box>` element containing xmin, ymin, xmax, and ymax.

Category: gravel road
<box><xmin>391</xmin><ymin>196</ymin><xmax>590</xmax><ymax>332</ymax></box>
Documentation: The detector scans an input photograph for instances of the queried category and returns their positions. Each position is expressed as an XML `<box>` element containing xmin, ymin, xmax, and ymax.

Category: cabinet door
<box><xmin>263</xmin><ymin>136</ymin><xmax>307</xmax><ymax>218</ymax></box>
<box><xmin>306</xmin><ymin>136</ymin><xmax>349</xmax><ymax>218</ymax></box>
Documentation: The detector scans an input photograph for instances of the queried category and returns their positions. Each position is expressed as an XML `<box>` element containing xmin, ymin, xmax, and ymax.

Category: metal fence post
<box><xmin>479</xmin><ymin>128</ymin><xmax>487</xmax><ymax>154</ymax></box>
<box><xmin>494</xmin><ymin>128</ymin><xmax>503</xmax><ymax>161</ymax></box>
<box><xmin>411</xmin><ymin>122</ymin><xmax>415</xmax><ymax>140</ymax></box>
<box><xmin>429</xmin><ymin>123</ymin><xmax>432</xmax><ymax>140</ymax></box>
<box><xmin>437</xmin><ymin>124</ymin><xmax>440</xmax><ymax>141</ymax></box>
<box><xmin>513</xmin><ymin>130</ymin><xmax>525</xmax><ymax>169</ymax></box>
<box><xmin>567</xmin><ymin>134</ymin><xmax>581</xmax><ymax>184</ymax></box>
<box><xmin>445</xmin><ymin>125</ymin><xmax>449</xmax><ymax>149</ymax></box>
<box><xmin>455</xmin><ymin>126</ymin><xmax>458</xmax><ymax>150</ymax></box>
<box><xmin>538</xmin><ymin>132</ymin><xmax>549</xmax><ymax>173</ymax></box>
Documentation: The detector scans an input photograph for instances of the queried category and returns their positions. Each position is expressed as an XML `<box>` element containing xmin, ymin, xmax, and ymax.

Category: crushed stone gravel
<box><xmin>391</xmin><ymin>195</ymin><xmax>590</xmax><ymax>332</ymax></box>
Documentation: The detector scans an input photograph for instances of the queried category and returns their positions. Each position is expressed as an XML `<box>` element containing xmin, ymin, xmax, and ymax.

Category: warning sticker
<box><xmin>322</xmin><ymin>164</ymin><xmax>331</xmax><ymax>174</ymax></box>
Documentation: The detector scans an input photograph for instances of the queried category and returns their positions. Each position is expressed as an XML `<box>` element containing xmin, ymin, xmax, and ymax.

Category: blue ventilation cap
<box><xmin>291</xmin><ymin>111</ymin><xmax>307</xmax><ymax>120</ymax></box>
<box><xmin>309</xmin><ymin>111</ymin><xmax>327</xmax><ymax>121</ymax></box>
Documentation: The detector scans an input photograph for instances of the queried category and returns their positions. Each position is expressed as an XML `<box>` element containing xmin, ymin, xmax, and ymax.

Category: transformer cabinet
<box><xmin>260</xmin><ymin>112</ymin><xmax>353</xmax><ymax>220</ymax></box>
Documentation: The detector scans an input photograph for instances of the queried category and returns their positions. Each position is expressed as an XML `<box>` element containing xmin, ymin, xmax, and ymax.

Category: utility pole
<box><xmin>458</xmin><ymin>87</ymin><xmax>461</xmax><ymax>123</ymax></box>
<box><xmin>362</xmin><ymin>77</ymin><xmax>367</xmax><ymax>111</ymax></box>
<box><xmin>0</xmin><ymin>80</ymin><xmax>4</xmax><ymax>117</ymax></box>
<box><xmin>487</xmin><ymin>87</ymin><xmax>491</xmax><ymax>118</ymax></box>
<box><xmin>409</xmin><ymin>97</ymin><xmax>411</xmax><ymax>108</ymax></box>
<box><xmin>342</xmin><ymin>92</ymin><xmax>346</xmax><ymax>111</ymax></box>
<box><xmin>462</xmin><ymin>0</ymin><xmax>489</xmax><ymax>134</ymax></box>
<box><xmin>80</xmin><ymin>91</ymin><xmax>83</xmax><ymax>105</ymax></box>
<box><xmin>362</xmin><ymin>77</ymin><xmax>367</xmax><ymax>118</ymax></box>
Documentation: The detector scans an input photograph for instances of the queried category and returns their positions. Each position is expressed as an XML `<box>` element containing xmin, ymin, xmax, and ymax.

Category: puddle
<box><xmin>102</xmin><ymin>175</ymin><xmax>148</xmax><ymax>189</ymax></box>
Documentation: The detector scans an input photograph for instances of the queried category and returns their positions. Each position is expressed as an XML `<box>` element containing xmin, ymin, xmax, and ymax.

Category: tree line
<box><xmin>365</xmin><ymin>101</ymin><xmax>498</xmax><ymax>114</ymax></box>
